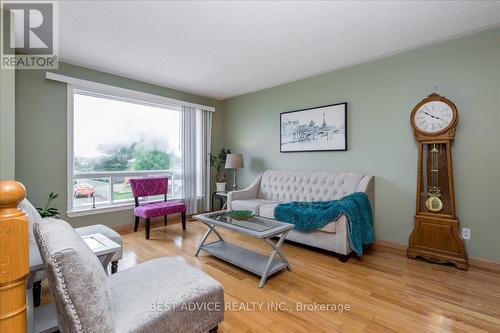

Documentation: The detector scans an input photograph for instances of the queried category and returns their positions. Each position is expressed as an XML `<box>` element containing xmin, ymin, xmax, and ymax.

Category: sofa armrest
<box><xmin>356</xmin><ymin>175</ymin><xmax>374</xmax><ymax>216</ymax></box>
<box><xmin>227</xmin><ymin>173</ymin><xmax>262</xmax><ymax>210</ymax></box>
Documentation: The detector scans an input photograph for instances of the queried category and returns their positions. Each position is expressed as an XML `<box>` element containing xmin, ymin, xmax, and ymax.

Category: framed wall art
<box><xmin>280</xmin><ymin>102</ymin><xmax>347</xmax><ymax>152</ymax></box>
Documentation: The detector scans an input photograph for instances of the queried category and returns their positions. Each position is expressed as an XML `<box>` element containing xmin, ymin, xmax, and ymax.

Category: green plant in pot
<box><xmin>210</xmin><ymin>148</ymin><xmax>231</xmax><ymax>192</ymax></box>
<box><xmin>36</xmin><ymin>192</ymin><xmax>61</xmax><ymax>218</ymax></box>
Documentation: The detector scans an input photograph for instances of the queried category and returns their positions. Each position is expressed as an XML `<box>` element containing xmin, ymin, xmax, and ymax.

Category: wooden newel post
<box><xmin>0</xmin><ymin>181</ymin><xmax>28</xmax><ymax>333</ymax></box>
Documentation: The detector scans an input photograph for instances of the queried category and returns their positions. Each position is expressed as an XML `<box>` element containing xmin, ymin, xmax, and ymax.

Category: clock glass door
<box><xmin>419</xmin><ymin>143</ymin><xmax>452</xmax><ymax>215</ymax></box>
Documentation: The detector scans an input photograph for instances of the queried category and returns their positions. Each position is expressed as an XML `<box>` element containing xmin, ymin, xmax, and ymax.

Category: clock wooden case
<box><xmin>407</xmin><ymin>93</ymin><xmax>468</xmax><ymax>270</ymax></box>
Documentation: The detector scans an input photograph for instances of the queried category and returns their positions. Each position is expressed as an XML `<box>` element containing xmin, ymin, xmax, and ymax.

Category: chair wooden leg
<box><xmin>111</xmin><ymin>260</ymin><xmax>118</xmax><ymax>274</ymax></box>
<box><xmin>134</xmin><ymin>216</ymin><xmax>139</xmax><ymax>232</ymax></box>
<box><xmin>164</xmin><ymin>215</ymin><xmax>167</xmax><ymax>226</ymax></box>
<box><xmin>33</xmin><ymin>281</ymin><xmax>41</xmax><ymax>307</ymax></box>
<box><xmin>145</xmin><ymin>218</ymin><xmax>151</xmax><ymax>239</ymax></box>
<box><xmin>181</xmin><ymin>211</ymin><xmax>186</xmax><ymax>231</ymax></box>
<box><xmin>209</xmin><ymin>325</ymin><xmax>218</xmax><ymax>333</ymax></box>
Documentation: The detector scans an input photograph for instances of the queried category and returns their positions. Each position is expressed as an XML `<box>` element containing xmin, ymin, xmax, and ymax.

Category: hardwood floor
<box><xmin>43</xmin><ymin>218</ymin><xmax>500</xmax><ymax>332</ymax></box>
<box><xmin>119</xmin><ymin>218</ymin><xmax>500</xmax><ymax>333</ymax></box>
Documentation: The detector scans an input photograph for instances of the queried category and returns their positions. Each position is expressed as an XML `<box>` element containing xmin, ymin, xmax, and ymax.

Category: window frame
<box><xmin>67</xmin><ymin>84</ymin><xmax>184</xmax><ymax>217</ymax></box>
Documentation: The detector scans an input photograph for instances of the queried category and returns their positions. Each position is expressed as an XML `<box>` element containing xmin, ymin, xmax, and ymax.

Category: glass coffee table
<box><xmin>194</xmin><ymin>211</ymin><xmax>294</xmax><ymax>287</ymax></box>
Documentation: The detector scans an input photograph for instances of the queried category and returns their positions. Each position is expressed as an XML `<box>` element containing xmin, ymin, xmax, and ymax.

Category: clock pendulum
<box><xmin>425</xmin><ymin>144</ymin><xmax>443</xmax><ymax>212</ymax></box>
<box><xmin>407</xmin><ymin>93</ymin><xmax>468</xmax><ymax>270</ymax></box>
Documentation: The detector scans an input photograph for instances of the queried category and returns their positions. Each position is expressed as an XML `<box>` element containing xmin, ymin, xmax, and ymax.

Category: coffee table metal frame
<box><xmin>194</xmin><ymin>211</ymin><xmax>293</xmax><ymax>288</ymax></box>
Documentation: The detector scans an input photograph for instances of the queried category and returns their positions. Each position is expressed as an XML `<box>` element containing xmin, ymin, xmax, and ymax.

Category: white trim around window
<box><xmin>67</xmin><ymin>204</ymin><xmax>135</xmax><ymax>218</ymax></box>
<box><xmin>66</xmin><ymin>83</ymin><xmax>188</xmax><ymax>216</ymax></box>
<box><xmin>47</xmin><ymin>72</ymin><xmax>215</xmax><ymax>112</ymax></box>
<box><xmin>62</xmin><ymin>72</ymin><xmax>215</xmax><ymax>216</ymax></box>
<box><xmin>67</xmin><ymin>84</ymin><xmax>74</xmax><ymax>215</ymax></box>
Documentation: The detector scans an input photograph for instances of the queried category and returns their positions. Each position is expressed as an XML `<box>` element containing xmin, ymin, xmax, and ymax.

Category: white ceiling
<box><xmin>59</xmin><ymin>1</ymin><xmax>500</xmax><ymax>100</ymax></box>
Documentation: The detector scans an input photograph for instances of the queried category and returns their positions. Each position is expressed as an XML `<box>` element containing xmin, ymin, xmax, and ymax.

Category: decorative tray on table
<box><xmin>227</xmin><ymin>210</ymin><xmax>256</xmax><ymax>221</ymax></box>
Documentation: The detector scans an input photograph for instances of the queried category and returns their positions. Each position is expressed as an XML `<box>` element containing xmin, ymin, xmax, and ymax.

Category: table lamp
<box><xmin>225</xmin><ymin>154</ymin><xmax>244</xmax><ymax>190</ymax></box>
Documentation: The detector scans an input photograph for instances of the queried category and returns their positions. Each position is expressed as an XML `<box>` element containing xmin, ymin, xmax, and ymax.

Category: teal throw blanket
<box><xmin>274</xmin><ymin>192</ymin><xmax>374</xmax><ymax>256</ymax></box>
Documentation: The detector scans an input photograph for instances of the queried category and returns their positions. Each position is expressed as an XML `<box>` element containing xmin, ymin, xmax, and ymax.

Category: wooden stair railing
<box><xmin>0</xmin><ymin>181</ymin><xmax>28</xmax><ymax>333</ymax></box>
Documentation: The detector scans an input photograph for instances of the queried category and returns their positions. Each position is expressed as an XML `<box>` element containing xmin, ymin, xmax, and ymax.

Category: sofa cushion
<box><xmin>231</xmin><ymin>199</ymin><xmax>277</xmax><ymax>213</ymax></box>
<box><xmin>259</xmin><ymin>203</ymin><xmax>345</xmax><ymax>234</ymax></box>
<box><xmin>110</xmin><ymin>257</ymin><xmax>224</xmax><ymax>333</ymax></box>
<box><xmin>259</xmin><ymin>203</ymin><xmax>279</xmax><ymax>219</ymax></box>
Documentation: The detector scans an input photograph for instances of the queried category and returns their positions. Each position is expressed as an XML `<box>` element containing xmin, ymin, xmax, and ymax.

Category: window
<box><xmin>69</xmin><ymin>88</ymin><xmax>183</xmax><ymax>214</ymax></box>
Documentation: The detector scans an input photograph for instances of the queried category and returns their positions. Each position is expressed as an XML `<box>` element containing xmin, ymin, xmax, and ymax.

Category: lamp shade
<box><xmin>225</xmin><ymin>154</ymin><xmax>244</xmax><ymax>169</ymax></box>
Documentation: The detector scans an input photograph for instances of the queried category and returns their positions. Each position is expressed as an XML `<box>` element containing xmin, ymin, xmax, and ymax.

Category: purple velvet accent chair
<box><xmin>129</xmin><ymin>177</ymin><xmax>187</xmax><ymax>239</ymax></box>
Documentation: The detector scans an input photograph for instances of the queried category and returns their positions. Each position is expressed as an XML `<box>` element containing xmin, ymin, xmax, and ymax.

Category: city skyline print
<box><xmin>280</xmin><ymin>103</ymin><xmax>347</xmax><ymax>152</ymax></box>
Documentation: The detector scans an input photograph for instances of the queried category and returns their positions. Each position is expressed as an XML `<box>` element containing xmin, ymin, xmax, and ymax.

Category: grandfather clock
<box><xmin>407</xmin><ymin>93</ymin><xmax>468</xmax><ymax>270</ymax></box>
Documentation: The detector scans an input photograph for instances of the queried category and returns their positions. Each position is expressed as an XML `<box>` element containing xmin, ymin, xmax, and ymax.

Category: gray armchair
<box><xmin>33</xmin><ymin>218</ymin><xmax>224</xmax><ymax>333</ymax></box>
<box><xmin>20</xmin><ymin>199</ymin><xmax>123</xmax><ymax>306</ymax></box>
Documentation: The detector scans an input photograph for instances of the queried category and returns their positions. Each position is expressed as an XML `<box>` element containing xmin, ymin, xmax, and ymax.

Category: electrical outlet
<box><xmin>461</xmin><ymin>228</ymin><xmax>471</xmax><ymax>240</ymax></box>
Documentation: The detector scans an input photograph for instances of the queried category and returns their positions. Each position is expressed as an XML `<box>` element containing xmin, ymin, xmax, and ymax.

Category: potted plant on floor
<box><xmin>36</xmin><ymin>192</ymin><xmax>61</xmax><ymax>218</ymax></box>
<box><xmin>210</xmin><ymin>148</ymin><xmax>231</xmax><ymax>192</ymax></box>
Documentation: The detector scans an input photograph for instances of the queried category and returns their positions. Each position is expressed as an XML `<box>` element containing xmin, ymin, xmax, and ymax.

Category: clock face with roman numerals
<box><xmin>413</xmin><ymin>101</ymin><xmax>454</xmax><ymax>134</ymax></box>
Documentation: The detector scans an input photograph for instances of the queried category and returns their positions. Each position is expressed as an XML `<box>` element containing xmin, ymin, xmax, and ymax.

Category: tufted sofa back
<box><xmin>258</xmin><ymin>170</ymin><xmax>373</xmax><ymax>203</ymax></box>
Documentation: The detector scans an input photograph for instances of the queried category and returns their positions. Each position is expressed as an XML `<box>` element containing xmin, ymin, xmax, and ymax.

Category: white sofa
<box><xmin>227</xmin><ymin>170</ymin><xmax>374</xmax><ymax>260</ymax></box>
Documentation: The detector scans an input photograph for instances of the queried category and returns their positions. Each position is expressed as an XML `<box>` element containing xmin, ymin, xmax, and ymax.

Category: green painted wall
<box><xmin>221</xmin><ymin>28</ymin><xmax>500</xmax><ymax>261</ymax></box>
<box><xmin>0</xmin><ymin>9</ymin><xmax>15</xmax><ymax>180</ymax></box>
<box><xmin>0</xmin><ymin>63</ymin><xmax>15</xmax><ymax>180</ymax></box>
<box><xmin>16</xmin><ymin>62</ymin><xmax>223</xmax><ymax>228</ymax></box>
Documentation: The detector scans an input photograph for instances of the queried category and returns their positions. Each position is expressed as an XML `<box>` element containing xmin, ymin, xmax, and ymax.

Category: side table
<box><xmin>211</xmin><ymin>191</ymin><xmax>228</xmax><ymax>211</ymax></box>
